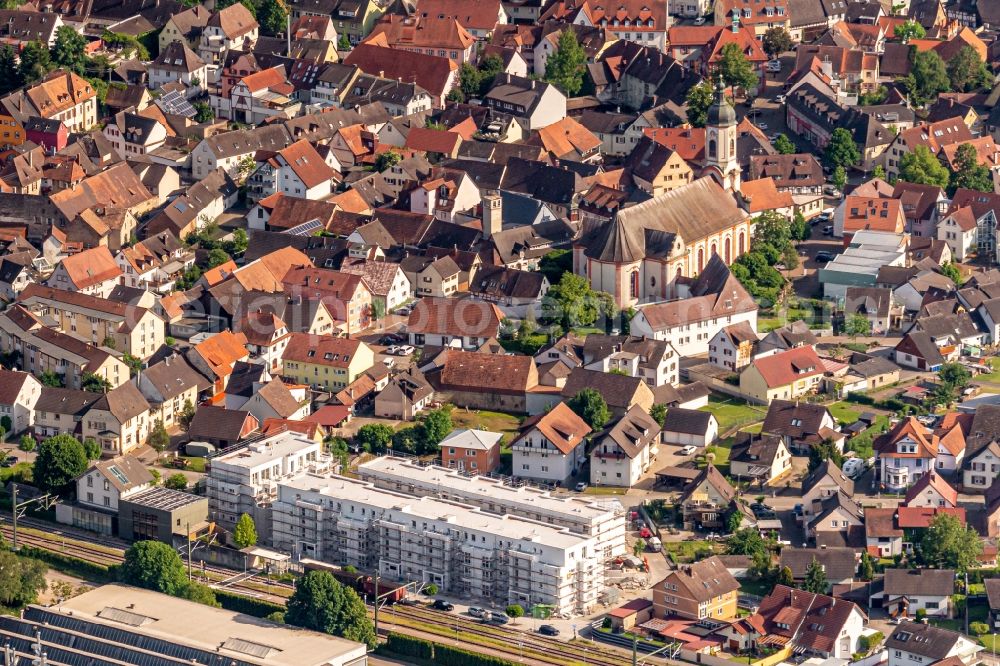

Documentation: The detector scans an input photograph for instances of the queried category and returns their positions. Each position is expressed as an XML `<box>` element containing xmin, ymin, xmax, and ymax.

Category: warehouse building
<box><xmin>0</xmin><ymin>584</ymin><xmax>367</xmax><ymax>666</ymax></box>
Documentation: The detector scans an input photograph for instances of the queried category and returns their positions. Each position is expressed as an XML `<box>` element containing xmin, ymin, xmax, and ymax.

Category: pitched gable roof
<box><xmin>515</xmin><ymin>401</ymin><xmax>592</xmax><ymax>455</ymax></box>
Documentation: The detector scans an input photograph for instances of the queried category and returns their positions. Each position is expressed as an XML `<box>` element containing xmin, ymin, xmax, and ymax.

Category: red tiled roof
<box><xmin>750</xmin><ymin>346</ymin><xmax>824</xmax><ymax>388</ymax></box>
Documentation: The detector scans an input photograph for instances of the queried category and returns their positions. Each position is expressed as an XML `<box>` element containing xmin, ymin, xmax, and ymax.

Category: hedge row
<box><xmin>380</xmin><ymin>632</ymin><xmax>516</xmax><ymax>666</ymax></box>
<box><xmin>214</xmin><ymin>589</ymin><xmax>286</xmax><ymax>618</ymax></box>
<box><xmin>845</xmin><ymin>391</ymin><xmax>906</xmax><ymax>413</ymax></box>
<box><xmin>385</xmin><ymin>633</ymin><xmax>434</xmax><ymax>660</ymax></box>
<box><xmin>16</xmin><ymin>545</ymin><xmax>114</xmax><ymax>582</ymax></box>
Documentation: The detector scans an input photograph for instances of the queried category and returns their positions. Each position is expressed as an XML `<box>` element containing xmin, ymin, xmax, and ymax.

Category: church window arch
<box><xmin>725</xmin><ymin>237</ymin><xmax>731</xmax><ymax>263</ymax></box>
<box><xmin>629</xmin><ymin>270</ymin><xmax>639</xmax><ymax>299</ymax></box>
<box><xmin>738</xmin><ymin>232</ymin><xmax>746</xmax><ymax>254</ymax></box>
<box><xmin>708</xmin><ymin>139</ymin><xmax>716</xmax><ymax>159</ymax></box>
<box><xmin>697</xmin><ymin>248</ymin><xmax>704</xmax><ymax>272</ymax></box>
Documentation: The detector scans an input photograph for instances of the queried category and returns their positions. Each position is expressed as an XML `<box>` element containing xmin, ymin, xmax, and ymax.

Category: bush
<box><xmin>423</xmin><ymin>583</ymin><xmax>439</xmax><ymax>596</ymax></box>
<box><xmin>915</xmin><ymin>608</ymin><xmax>927</xmax><ymax>621</ymax></box>
<box><xmin>15</xmin><ymin>546</ymin><xmax>112</xmax><ymax>582</ymax></box>
<box><xmin>970</xmin><ymin>622</ymin><xmax>990</xmax><ymax>636</ymax></box>
<box><xmin>859</xmin><ymin>631</ymin><xmax>884</xmax><ymax>652</ymax></box>
<box><xmin>845</xmin><ymin>392</ymin><xmax>875</xmax><ymax>405</ymax></box>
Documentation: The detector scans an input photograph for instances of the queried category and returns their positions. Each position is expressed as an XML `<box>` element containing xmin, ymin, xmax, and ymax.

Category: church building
<box><xmin>574</xmin><ymin>85</ymin><xmax>750</xmax><ymax>309</ymax></box>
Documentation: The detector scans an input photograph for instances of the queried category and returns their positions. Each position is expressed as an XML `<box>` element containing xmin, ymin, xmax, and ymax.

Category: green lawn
<box><xmin>663</xmin><ymin>539</ymin><xmax>724</xmax><ymax>563</ymax></box>
<box><xmin>828</xmin><ymin>401</ymin><xmax>862</xmax><ymax>426</ymax></box>
<box><xmin>700</xmin><ymin>394</ymin><xmax>766</xmax><ymax>433</ymax></box>
<box><xmin>740</xmin><ymin>578</ymin><xmax>775</xmax><ymax>596</ymax></box>
<box><xmin>179</xmin><ymin>456</ymin><xmax>206</xmax><ymax>473</ymax></box>
<box><xmin>449</xmin><ymin>408</ymin><xmax>523</xmax><ymax>437</ymax></box>
<box><xmin>742</xmin><ymin>423</ymin><xmax>763</xmax><ymax>434</ymax></box>
<box><xmin>976</xmin><ymin>358</ymin><xmax>1000</xmax><ymax>384</ymax></box>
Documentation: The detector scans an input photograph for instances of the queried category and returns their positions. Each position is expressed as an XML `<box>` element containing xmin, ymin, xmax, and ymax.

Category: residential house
<box><xmin>714</xmin><ymin>0</ymin><xmax>791</xmax><ymax>36</ymax></box>
<box><xmin>343</xmin><ymin>44</ymin><xmax>457</xmax><ymax>108</ymax></box>
<box><xmin>0</xmin><ymin>368</ymin><xmax>41</xmax><ymax>435</ymax></box>
<box><xmin>148</xmin><ymin>41</ymin><xmax>208</xmax><ymax>94</ymax></box>
<box><xmin>186</xmin><ymin>405</ymin><xmax>259</xmax><ymax>448</ymax></box>
<box><xmin>374</xmin><ymin>367</ymin><xmax>434</xmax><ymax>420</ymax></box>
<box><xmin>137</xmin><ymin>355</ymin><xmax>207</xmax><ymax>430</ymax></box>
<box><xmin>800</xmin><ymin>459</ymin><xmax>854</xmax><ymax>524</ymax></box>
<box><xmin>18</xmin><ymin>283</ymin><xmax>166</xmax><ymax>360</ymax></box>
<box><xmin>406</xmin><ymin>297</ymin><xmax>502</xmax><ymax>350</ymax></box>
<box><xmin>778</xmin><ymin>547</ymin><xmax>857</xmax><ymax>591</ymax></box>
<box><xmin>729</xmin><ymin>433</ymin><xmax>792</xmax><ymax>486</ymax></box>
<box><xmin>102</xmin><ymin>111</ymin><xmax>168</xmax><ymax>160</ymax></box>
<box><xmin>940</xmin><ymin>206</ymin><xmax>983</xmax><ymax>262</ymax></box>
<box><xmin>752</xmin><ymin>585</ymin><xmax>866</xmax><ymax>659</ymax></box>
<box><xmin>660</xmin><ymin>409</ymin><xmax>718</xmax><ymax>447</ymax></box>
<box><xmin>652</xmin><ymin>556</ymin><xmax>740</xmax><ymax>621</ymax></box>
<box><xmin>622</xmin><ymin>136</ymin><xmax>694</xmax><ymax>196</ymax></box>
<box><xmin>32</xmin><ymin>387</ymin><xmax>100</xmax><ymax>439</ymax></box>
<box><xmin>679</xmin><ymin>464</ymin><xmax>736</xmax><ymax>530</ymax></box>
<box><xmin>281</xmin><ymin>333</ymin><xmax>374</xmax><ymax>392</ymax></box>
<box><xmin>708</xmin><ymin>321</ymin><xmax>759</xmax><ymax>372</ymax></box>
<box><xmin>282</xmin><ymin>267</ymin><xmax>373</xmax><ymax>335</ymax></box>
<box><xmin>82</xmin><ymin>382</ymin><xmax>151</xmax><ymax>456</ymax></box>
<box><xmin>560</xmin><ymin>368</ymin><xmax>654</xmax><ymax>419</ymax></box>
<box><xmin>1</xmin><ymin>70</ymin><xmax>97</xmax><ymax>134</ymax></box>
<box><xmin>74</xmin><ymin>454</ymin><xmax>154</xmax><ymax>513</ymax></box>
<box><xmin>589</xmin><ymin>405</ymin><xmax>660</xmax><ymax>488</ymax></box>
<box><xmin>761</xmin><ymin>400</ymin><xmax>842</xmax><ymax>455</ymax></box>
<box><xmin>885</xmin><ymin>622</ymin><xmax>980</xmax><ymax>666</ymax></box>
<box><xmin>878</xmin><ymin>569</ymin><xmax>955</xmax><ymax>619</ymax></box>
<box><xmin>158</xmin><ymin>5</ymin><xmax>211</xmax><ymax>51</ymax></box>
<box><xmin>510</xmin><ymin>401</ymin><xmax>591</xmax><ymax>485</ymax></box>
<box><xmin>116</xmin><ymin>232</ymin><xmax>196</xmax><ymax>293</ymax></box>
<box><xmin>237</xmin><ymin>311</ymin><xmax>291</xmax><ymax>372</ymax></box>
<box><xmin>440</xmin><ymin>429</ymin><xmax>502</xmax><ymax>474</ymax></box>
<box><xmin>0</xmin><ymin>306</ymin><xmax>130</xmax><ymax>391</ymax></box>
<box><xmin>247</xmin><ymin>139</ymin><xmax>334</xmax><ymax>203</ymax></box>
<box><xmin>185</xmin><ymin>330</ymin><xmax>250</xmax><ymax>395</ymax></box>
<box><xmin>961</xmin><ymin>404</ymin><xmax>1000</xmax><ymax>490</ymax></box>
<box><xmin>341</xmin><ymin>260</ymin><xmax>413</xmax><ymax>315</ymax></box>
<box><xmin>739</xmin><ymin>346</ymin><xmax>825</xmax><ymax>404</ymax></box>
<box><xmin>629</xmin><ymin>256</ymin><xmax>758</xmax><ymax>357</ymax></box>
<box><xmin>875</xmin><ymin>417</ymin><xmax>939</xmax><ymax>492</ymax></box>
<box><xmin>46</xmin><ymin>246</ymin><xmax>122</xmax><ymax>298</ymax></box>
<box><xmin>240</xmin><ymin>381</ymin><xmax>310</xmax><ymax>424</ymax></box>
<box><xmin>902</xmin><ymin>470</ymin><xmax>958</xmax><ymax>508</ymax></box>
<box><xmin>580</xmin><ymin>334</ymin><xmax>678</xmax><ymax>388</ymax></box>
<box><xmin>364</xmin><ymin>13</ymin><xmax>476</xmax><ymax>65</ymax></box>
<box><xmin>807</xmin><ymin>491</ymin><xmax>865</xmax><ymax>547</ymax></box>
<box><xmin>483</xmin><ymin>74</ymin><xmax>566</xmax><ymax>131</ymax></box>
<box><xmin>190</xmin><ymin>124</ymin><xmax>291</xmax><ymax>182</ymax></box>
<box><xmin>199</xmin><ymin>2</ymin><xmax>259</xmax><ymax>65</ymax></box>
<box><xmin>865</xmin><ymin>507</ymin><xmax>904</xmax><ymax>557</ymax></box>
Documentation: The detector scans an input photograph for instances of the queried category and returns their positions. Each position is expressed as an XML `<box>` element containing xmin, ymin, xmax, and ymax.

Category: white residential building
<box><xmin>357</xmin><ymin>456</ymin><xmax>627</xmax><ymax>557</ymax></box>
<box><xmin>205</xmin><ymin>432</ymin><xmax>331</xmax><ymax>545</ymax></box>
<box><xmin>0</xmin><ymin>368</ymin><xmax>41</xmax><ymax>435</ymax></box>
<box><xmin>510</xmin><ymin>402</ymin><xmax>592</xmax><ymax>486</ymax></box>
<box><xmin>272</xmin><ymin>474</ymin><xmax>604</xmax><ymax>615</ymax></box>
<box><xmin>589</xmin><ymin>405</ymin><xmax>659</xmax><ymax>489</ymax></box>
<box><xmin>885</xmin><ymin>622</ymin><xmax>981</xmax><ymax>666</ymax></box>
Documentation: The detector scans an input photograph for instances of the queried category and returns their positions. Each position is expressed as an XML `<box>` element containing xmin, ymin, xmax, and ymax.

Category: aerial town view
<box><xmin>2</xmin><ymin>0</ymin><xmax>1000</xmax><ymax>664</ymax></box>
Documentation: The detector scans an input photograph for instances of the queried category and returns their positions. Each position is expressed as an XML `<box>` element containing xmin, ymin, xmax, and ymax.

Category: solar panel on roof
<box><xmin>107</xmin><ymin>465</ymin><xmax>130</xmax><ymax>486</ymax></box>
<box><xmin>155</xmin><ymin>89</ymin><xmax>196</xmax><ymax>118</ymax></box>
<box><xmin>284</xmin><ymin>218</ymin><xmax>324</xmax><ymax>236</ymax></box>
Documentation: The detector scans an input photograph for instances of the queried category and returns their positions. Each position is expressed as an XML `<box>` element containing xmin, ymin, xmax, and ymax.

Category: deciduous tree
<box><xmin>33</xmin><ymin>434</ymin><xmax>88</xmax><ymax>493</ymax></box>
<box><xmin>899</xmin><ymin>145</ymin><xmax>950</xmax><ymax>187</ymax></box>
<box><xmin>234</xmin><ymin>513</ymin><xmax>258</xmax><ymax>549</ymax></box>
<box><xmin>567</xmin><ymin>388</ymin><xmax>609</xmax><ymax>430</ymax></box>
<box><xmin>285</xmin><ymin>571</ymin><xmax>376</xmax><ymax>648</ymax></box>
<box><xmin>718</xmin><ymin>43</ymin><xmax>757</xmax><ymax>93</ymax></box>
<box><xmin>950</xmin><ymin>142</ymin><xmax>994</xmax><ymax>194</ymax></box>
<box><xmin>684</xmin><ymin>82</ymin><xmax>713</xmax><ymax>128</ymax></box>
<box><xmin>0</xmin><ymin>551</ymin><xmax>47</xmax><ymax>607</ymax></box>
<box><xmin>916</xmin><ymin>512</ymin><xmax>982</xmax><ymax>572</ymax></box>
<box><xmin>824</xmin><ymin>128</ymin><xmax>860</xmax><ymax>169</ymax></box>
<box><xmin>773</xmin><ymin>133</ymin><xmax>796</xmax><ymax>154</ymax></box>
<box><xmin>947</xmin><ymin>45</ymin><xmax>992</xmax><ymax>93</ymax></box>
<box><xmin>120</xmin><ymin>541</ymin><xmax>188</xmax><ymax>596</ymax></box>
<box><xmin>761</xmin><ymin>27</ymin><xmax>793</xmax><ymax>58</ymax></box>
<box><xmin>802</xmin><ymin>556</ymin><xmax>828</xmax><ymax>593</ymax></box>
<box><xmin>544</xmin><ymin>29</ymin><xmax>587</xmax><ymax>96</ymax></box>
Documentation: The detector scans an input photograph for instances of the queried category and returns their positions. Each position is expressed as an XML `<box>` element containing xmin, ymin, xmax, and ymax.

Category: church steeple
<box><xmin>704</xmin><ymin>77</ymin><xmax>740</xmax><ymax>192</ymax></box>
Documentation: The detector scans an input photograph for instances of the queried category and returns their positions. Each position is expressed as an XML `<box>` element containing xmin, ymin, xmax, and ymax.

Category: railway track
<box><xmin>388</xmin><ymin>604</ymin><xmax>629</xmax><ymax>666</ymax></box>
<box><xmin>0</xmin><ymin>518</ymin><xmax>641</xmax><ymax>666</ymax></box>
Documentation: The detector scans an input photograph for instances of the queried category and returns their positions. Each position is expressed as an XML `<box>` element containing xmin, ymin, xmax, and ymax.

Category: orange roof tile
<box><xmin>57</xmin><ymin>246</ymin><xmax>122</xmax><ymax>289</ymax></box>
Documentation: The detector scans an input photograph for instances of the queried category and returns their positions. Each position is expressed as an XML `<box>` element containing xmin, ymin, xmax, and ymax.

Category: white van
<box><xmin>647</xmin><ymin>537</ymin><xmax>662</xmax><ymax>552</ymax></box>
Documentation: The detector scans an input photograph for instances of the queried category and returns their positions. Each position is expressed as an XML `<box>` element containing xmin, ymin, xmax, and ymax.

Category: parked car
<box><xmin>379</xmin><ymin>334</ymin><xmax>403</xmax><ymax>345</ymax></box>
<box><xmin>775</xmin><ymin>94</ymin><xmax>786</xmax><ymax>104</ymax></box>
<box><xmin>679</xmin><ymin>445</ymin><xmax>697</xmax><ymax>455</ymax></box>
<box><xmin>750</xmin><ymin>503</ymin><xmax>776</xmax><ymax>518</ymax></box>
<box><xmin>693</xmin><ymin>16</ymin><xmax>706</xmax><ymax>24</ymax></box>
<box><xmin>539</xmin><ymin>625</ymin><xmax>560</xmax><ymax>636</ymax></box>
<box><xmin>383</xmin><ymin>358</ymin><xmax>396</xmax><ymax>369</ymax></box>
<box><xmin>757</xmin><ymin>121</ymin><xmax>768</xmax><ymax>130</ymax></box>
<box><xmin>574</xmin><ymin>481</ymin><xmax>588</xmax><ymax>492</ymax></box>
<box><xmin>488</xmin><ymin>613</ymin><xmax>511</xmax><ymax>625</ymax></box>
<box><xmin>468</xmin><ymin>607</ymin><xmax>488</xmax><ymax>619</ymax></box>
<box><xmin>396</xmin><ymin>345</ymin><xmax>415</xmax><ymax>356</ymax></box>
<box><xmin>823</xmin><ymin>185</ymin><xmax>841</xmax><ymax>197</ymax></box>
<box><xmin>639</xmin><ymin>526</ymin><xmax>653</xmax><ymax>539</ymax></box>
<box><xmin>399</xmin><ymin>596</ymin><xmax>420</xmax><ymax>606</ymax></box>
<box><xmin>385</xmin><ymin>345</ymin><xmax>400</xmax><ymax>355</ymax></box>
<box><xmin>432</xmin><ymin>600</ymin><xmax>454</xmax><ymax>612</ymax></box>
<box><xmin>815</xmin><ymin>250</ymin><xmax>834</xmax><ymax>263</ymax></box>
<box><xmin>842</xmin><ymin>458</ymin><xmax>865</xmax><ymax>479</ymax></box>
<box><xmin>822</xmin><ymin>225</ymin><xmax>834</xmax><ymax>236</ymax></box>
<box><xmin>767</xmin><ymin>59</ymin><xmax>782</xmax><ymax>72</ymax></box>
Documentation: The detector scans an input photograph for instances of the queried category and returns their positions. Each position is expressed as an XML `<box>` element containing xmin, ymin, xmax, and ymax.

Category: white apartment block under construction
<box><xmin>205</xmin><ymin>432</ymin><xmax>331</xmax><ymax>544</ymax></box>
<box><xmin>271</xmin><ymin>474</ymin><xmax>604</xmax><ymax>615</ymax></box>
<box><xmin>357</xmin><ymin>456</ymin><xmax>627</xmax><ymax>557</ymax></box>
